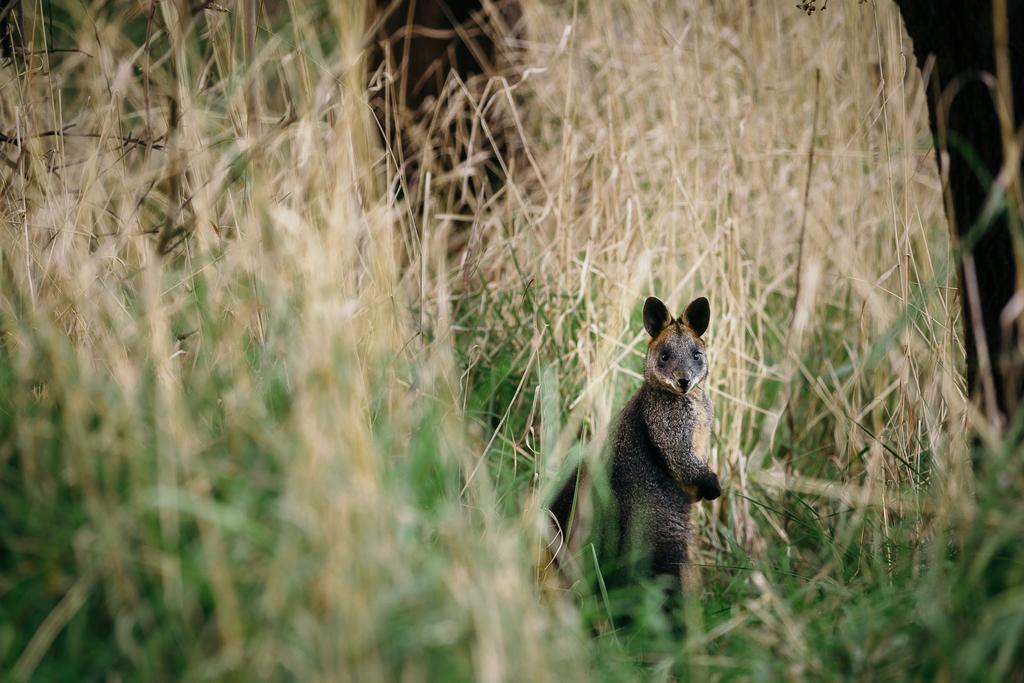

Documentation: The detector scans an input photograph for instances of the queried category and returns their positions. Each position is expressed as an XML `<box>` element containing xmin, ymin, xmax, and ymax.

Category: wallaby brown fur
<box><xmin>549</xmin><ymin>295</ymin><xmax>720</xmax><ymax>587</ymax></box>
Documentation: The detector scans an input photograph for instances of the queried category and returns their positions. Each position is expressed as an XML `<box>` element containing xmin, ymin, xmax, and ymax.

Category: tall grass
<box><xmin>2</xmin><ymin>0</ymin><xmax>1022</xmax><ymax>680</ymax></box>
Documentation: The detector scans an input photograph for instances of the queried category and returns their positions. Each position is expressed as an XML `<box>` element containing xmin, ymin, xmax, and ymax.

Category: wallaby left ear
<box><xmin>643</xmin><ymin>297</ymin><xmax>671</xmax><ymax>338</ymax></box>
<box><xmin>683</xmin><ymin>297</ymin><xmax>710</xmax><ymax>337</ymax></box>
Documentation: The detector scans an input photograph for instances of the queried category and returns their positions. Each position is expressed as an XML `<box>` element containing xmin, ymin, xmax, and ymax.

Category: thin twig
<box><xmin>791</xmin><ymin>68</ymin><xmax>822</xmax><ymax>337</ymax></box>
<box><xmin>0</xmin><ymin>125</ymin><xmax>167</xmax><ymax>150</ymax></box>
<box><xmin>144</xmin><ymin>0</ymin><xmax>158</xmax><ymax>146</ymax></box>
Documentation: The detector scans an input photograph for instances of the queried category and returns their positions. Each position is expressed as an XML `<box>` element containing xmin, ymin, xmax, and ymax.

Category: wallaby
<box><xmin>549</xmin><ymin>296</ymin><xmax>720</xmax><ymax>587</ymax></box>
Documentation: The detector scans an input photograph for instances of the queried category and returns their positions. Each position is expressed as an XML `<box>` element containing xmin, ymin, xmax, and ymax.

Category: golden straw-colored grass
<box><xmin>1</xmin><ymin>0</ymin><xmax>977</xmax><ymax>679</ymax></box>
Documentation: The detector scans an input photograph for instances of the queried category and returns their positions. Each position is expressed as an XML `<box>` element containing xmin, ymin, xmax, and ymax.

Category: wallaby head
<box><xmin>643</xmin><ymin>296</ymin><xmax>710</xmax><ymax>396</ymax></box>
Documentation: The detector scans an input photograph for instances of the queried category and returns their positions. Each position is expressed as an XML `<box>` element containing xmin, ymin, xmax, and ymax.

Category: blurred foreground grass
<box><xmin>1</xmin><ymin>0</ymin><xmax>1023</xmax><ymax>680</ymax></box>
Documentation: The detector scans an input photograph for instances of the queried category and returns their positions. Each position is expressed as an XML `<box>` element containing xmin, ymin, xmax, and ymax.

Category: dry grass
<box><xmin>4</xmin><ymin>0</ymin><xmax>1016</xmax><ymax>680</ymax></box>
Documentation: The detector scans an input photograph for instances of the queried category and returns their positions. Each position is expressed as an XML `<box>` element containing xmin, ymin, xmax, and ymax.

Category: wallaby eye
<box><xmin>659</xmin><ymin>352</ymin><xmax>670</xmax><ymax>363</ymax></box>
<box><xmin>693</xmin><ymin>351</ymin><xmax>703</xmax><ymax>361</ymax></box>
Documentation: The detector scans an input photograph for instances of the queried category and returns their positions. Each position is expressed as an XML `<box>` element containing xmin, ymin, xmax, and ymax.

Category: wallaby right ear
<box><xmin>684</xmin><ymin>297</ymin><xmax>710</xmax><ymax>337</ymax></box>
<box><xmin>643</xmin><ymin>297</ymin><xmax>671</xmax><ymax>337</ymax></box>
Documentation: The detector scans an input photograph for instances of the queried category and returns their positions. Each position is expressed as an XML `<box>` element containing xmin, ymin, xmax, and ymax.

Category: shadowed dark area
<box><xmin>0</xmin><ymin>1</ymin><xmax>18</xmax><ymax>60</ymax></box>
<box><xmin>368</xmin><ymin>0</ymin><xmax>522</xmax><ymax>112</ymax></box>
<box><xmin>366</xmin><ymin>0</ymin><xmax>524</xmax><ymax>212</ymax></box>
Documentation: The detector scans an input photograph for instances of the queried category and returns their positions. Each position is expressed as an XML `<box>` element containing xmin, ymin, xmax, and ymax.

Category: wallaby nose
<box><xmin>678</xmin><ymin>377</ymin><xmax>690</xmax><ymax>392</ymax></box>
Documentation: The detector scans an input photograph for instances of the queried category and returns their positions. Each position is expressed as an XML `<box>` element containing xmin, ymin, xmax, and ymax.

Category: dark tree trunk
<box><xmin>895</xmin><ymin>1</ymin><xmax>1024</xmax><ymax>427</ymax></box>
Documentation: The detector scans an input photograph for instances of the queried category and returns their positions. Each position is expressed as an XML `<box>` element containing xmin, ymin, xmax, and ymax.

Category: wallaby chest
<box><xmin>640</xmin><ymin>387</ymin><xmax>713</xmax><ymax>464</ymax></box>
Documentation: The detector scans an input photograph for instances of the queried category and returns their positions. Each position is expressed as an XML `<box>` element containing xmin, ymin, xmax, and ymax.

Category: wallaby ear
<box><xmin>643</xmin><ymin>297</ymin><xmax>671</xmax><ymax>337</ymax></box>
<box><xmin>684</xmin><ymin>297</ymin><xmax>710</xmax><ymax>337</ymax></box>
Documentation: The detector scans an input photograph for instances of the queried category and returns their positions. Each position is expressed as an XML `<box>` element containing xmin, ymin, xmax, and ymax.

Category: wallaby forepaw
<box><xmin>698</xmin><ymin>472</ymin><xmax>721</xmax><ymax>501</ymax></box>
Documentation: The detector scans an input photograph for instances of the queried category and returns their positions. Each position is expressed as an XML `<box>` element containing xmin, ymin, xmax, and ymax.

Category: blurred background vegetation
<box><xmin>1</xmin><ymin>0</ymin><xmax>1022</xmax><ymax>680</ymax></box>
